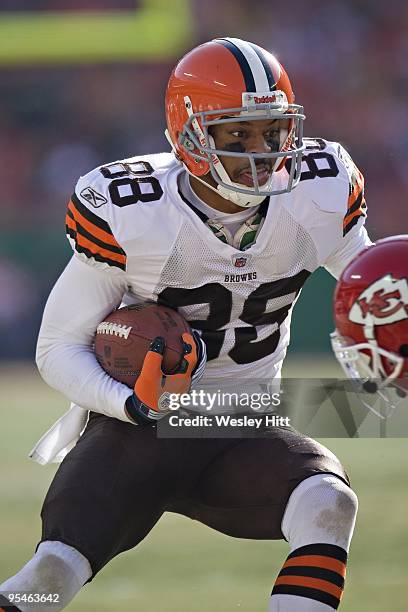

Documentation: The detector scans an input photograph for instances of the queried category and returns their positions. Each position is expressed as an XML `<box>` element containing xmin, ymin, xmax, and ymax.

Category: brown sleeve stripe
<box><xmin>66</xmin><ymin>212</ymin><xmax>77</xmax><ymax>233</ymax></box>
<box><xmin>343</xmin><ymin>193</ymin><xmax>367</xmax><ymax>236</ymax></box>
<box><xmin>343</xmin><ymin>166</ymin><xmax>367</xmax><ymax>235</ymax></box>
<box><xmin>66</xmin><ymin>208</ymin><xmax>126</xmax><ymax>257</ymax></box>
<box><xmin>348</xmin><ymin>165</ymin><xmax>364</xmax><ymax>198</ymax></box>
<box><xmin>278</xmin><ymin>565</ymin><xmax>345</xmax><ymax>588</ymax></box>
<box><xmin>344</xmin><ymin>191</ymin><xmax>367</xmax><ymax>222</ymax></box>
<box><xmin>274</xmin><ymin>575</ymin><xmax>342</xmax><ymax>600</ymax></box>
<box><xmin>283</xmin><ymin>555</ymin><xmax>346</xmax><ymax>577</ymax></box>
<box><xmin>68</xmin><ymin>197</ymin><xmax>119</xmax><ymax>247</ymax></box>
<box><xmin>348</xmin><ymin>190</ymin><xmax>364</xmax><ymax>216</ymax></box>
<box><xmin>271</xmin><ymin>584</ymin><xmax>341</xmax><ymax>609</ymax></box>
<box><xmin>71</xmin><ymin>193</ymin><xmax>111</xmax><ymax>230</ymax></box>
<box><xmin>66</xmin><ymin>222</ymin><xmax>126</xmax><ymax>270</ymax></box>
<box><xmin>66</xmin><ymin>211</ymin><xmax>126</xmax><ymax>270</ymax></box>
<box><xmin>66</xmin><ymin>193</ymin><xmax>127</xmax><ymax>269</ymax></box>
<box><xmin>286</xmin><ymin>543</ymin><xmax>348</xmax><ymax>563</ymax></box>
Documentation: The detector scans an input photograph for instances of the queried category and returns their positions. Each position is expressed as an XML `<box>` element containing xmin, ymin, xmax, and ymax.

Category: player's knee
<box><xmin>32</xmin><ymin>552</ymin><xmax>74</xmax><ymax>591</ymax></box>
<box><xmin>315</xmin><ymin>478</ymin><xmax>358</xmax><ymax>540</ymax></box>
<box><xmin>0</xmin><ymin>541</ymin><xmax>92</xmax><ymax>612</ymax></box>
<box><xmin>282</xmin><ymin>474</ymin><xmax>358</xmax><ymax>551</ymax></box>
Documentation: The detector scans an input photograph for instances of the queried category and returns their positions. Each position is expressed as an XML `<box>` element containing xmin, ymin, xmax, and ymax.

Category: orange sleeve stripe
<box><xmin>68</xmin><ymin>200</ymin><xmax>120</xmax><ymax>248</ymax></box>
<box><xmin>343</xmin><ymin>205</ymin><xmax>366</xmax><ymax>229</ymax></box>
<box><xmin>274</xmin><ymin>575</ymin><xmax>343</xmax><ymax>599</ymax></box>
<box><xmin>348</xmin><ymin>185</ymin><xmax>363</xmax><ymax>209</ymax></box>
<box><xmin>283</xmin><ymin>555</ymin><xmax>346</xmax><ymax>577</ymax></box>
<box><xmin>347</xmin><ymin>186</ymin><xmax>364</xmax><ymax>211</ymax></box>
<box><xmin>347</xmin><ymin>168</ymin><xmax>364</xmax><ymax>208</ymax></box>
<box><xmin>343</xmin><ymin>196</ymin><xmax>367</xmax><ymax>229</ymax></box>
<box><xmin>65</xmin><ymin>214</ymin><xmax>77</xmax><ymax>232</ymax></box>
<box><xmin>74</xmin><ymin>231</ymin><xmax>126</xmax><ymax>265</ymax></box>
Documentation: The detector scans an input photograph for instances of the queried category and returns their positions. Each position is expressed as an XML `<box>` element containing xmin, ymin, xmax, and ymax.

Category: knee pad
<box><xmin>282</xmin><ymin>474</ymin><xmax>358</xmax><ymax>552</ymax></box>
<box><xmin>0</xmin><ymin>541</ymin><xmax>92</xmax><ymax>612</ymax></box>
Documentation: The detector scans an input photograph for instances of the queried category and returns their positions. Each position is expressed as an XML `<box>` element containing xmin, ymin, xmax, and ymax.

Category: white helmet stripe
<box><xmin>224</xmin><ymin>37</ymin><xmax>271</xmax><ymax>92</ymax></box>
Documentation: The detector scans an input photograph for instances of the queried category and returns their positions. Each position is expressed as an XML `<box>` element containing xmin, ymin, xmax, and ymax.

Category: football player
<box><xmin>0</xmin><ymin>38</ymin><xmax>369</xmax><ymax>611</ymax></box>
<box><xmin>331</xmin><ymin>235</ymin><xmax>408</xmax><ymax>418</ymax></box>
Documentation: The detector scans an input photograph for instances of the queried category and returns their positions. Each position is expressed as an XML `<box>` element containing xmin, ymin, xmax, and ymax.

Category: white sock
<box><xmin>0</xmin><ymin>541</ymin><xmax>92</xmax><ymax>611</ymax></box>
<box><xmin>269</xmin><ymin>474</ymin><xmax>358</xmax><ymax>611</ymax></box>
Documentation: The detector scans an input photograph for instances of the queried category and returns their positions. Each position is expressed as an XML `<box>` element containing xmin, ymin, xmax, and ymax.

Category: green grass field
<box><xmin>0</xmin><ymin>362</ymin><xmax>407</xmax><ymax>611</ymax></box>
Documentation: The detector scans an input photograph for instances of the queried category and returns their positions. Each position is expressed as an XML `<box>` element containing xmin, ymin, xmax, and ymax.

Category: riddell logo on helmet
<box><xmin>242</xmin><ymin>91</ymin><xmax>288</xmax><ymax>110</ymax></box>
<box><xmin>349</xmin><ymin>275</ymin><xmax>408</xmax><ymax>326</ymax></box>
<box><xmin>254</xmin><ymin>95</ymin><xmax>277</xmax><ymax>104</ymax></box>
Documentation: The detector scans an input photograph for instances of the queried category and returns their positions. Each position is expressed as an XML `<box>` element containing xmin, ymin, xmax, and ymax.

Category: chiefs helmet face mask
<box><xmin>165</xmin><ymin>37</ymin><xmax>305</xmax><ymax>208</ymax></box>
<box><xmin>331</xmin><ymin>236</ymin><xmax>408</xmax><ymax>418</ymax></box>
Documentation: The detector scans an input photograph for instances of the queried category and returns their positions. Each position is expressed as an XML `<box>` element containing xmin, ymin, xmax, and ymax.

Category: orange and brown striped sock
<box><xmin>270</xmin><ymin>543</ymin><xmax>347</xmax><ymax>610</ymax></box>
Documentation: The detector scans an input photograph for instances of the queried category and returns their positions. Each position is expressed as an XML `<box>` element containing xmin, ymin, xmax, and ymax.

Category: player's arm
<box><xmin>36</xmin><ymin>254</ymin><xmax>137</xmax><ymax>422</ymax></box>
<box><xmin>37</xmin><ymin>253</ymin><xmax>204</xmax><ymax>424</ymax></box>
<box><xmin>324</xmin><ymin>223</ymin><xmax>372</xmax><ymax>279</ymax></box>
<box><xmin>323</xmin><ymin>145</ymin><xmax>372</xmax><ymax>279</ymax></box>
<box><xmin>38</xmin><ymin>169</ymin><xmax>204</xmax><ymax>424</ymax></box>
<box><xmin>36</xmin><ymin>169</ymin><xmax>141</xmax><ymax>422</ymax></box>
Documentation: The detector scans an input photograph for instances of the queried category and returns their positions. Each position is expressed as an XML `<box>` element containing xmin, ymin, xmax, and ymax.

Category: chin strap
<box><xmin>187</xmin><ymin>170</ymin><xmax>265</xmax><ymax>208</ymax></box>
<box><xmin>207</xmin><ymin>134</ymin><xmax>271</xmax><ymax>208</ymax></box>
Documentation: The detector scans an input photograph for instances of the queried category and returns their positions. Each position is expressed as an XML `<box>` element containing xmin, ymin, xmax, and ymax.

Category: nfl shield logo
<box><xmin>233</xmin><ymin>256</ymin><xmax>249</xmax><ymax>268</ymax></box>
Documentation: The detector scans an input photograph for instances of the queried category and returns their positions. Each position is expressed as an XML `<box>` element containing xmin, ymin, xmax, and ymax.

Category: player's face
<box><xmin>210</xmin><ymin>118</ymin><xmax>289</xmax><ymax>187</ymax></box>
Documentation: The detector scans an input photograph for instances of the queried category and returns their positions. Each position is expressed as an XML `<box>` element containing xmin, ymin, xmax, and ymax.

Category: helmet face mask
<box><xmin>178</xmin><ymin>100</ymin><xmax>305</xmax><ymax>206</ymax></box>
<box><xmin>332</xmin><ymin>237</ymin><xmax>408</xmax><ymax>419</ymax></box>
<box><xmin>331</xmin><ymin>330</ymin><xmax>405</xmax><ymax>419</ymax></box>
<box><xmin>165</xmin><ymin>38</ymin><xmax>306</xmax><ymax>208</ymax></box>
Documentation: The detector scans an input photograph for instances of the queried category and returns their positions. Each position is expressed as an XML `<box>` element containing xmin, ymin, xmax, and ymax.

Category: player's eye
<box><xmin>266</xmin><ymin>129</ymin><xmax>280</xmax><ymax>138</ymax></box>
<box><xmin>229</xmin><ymin>130</ymin><xmax>245</xmax><ymax>138</ymax></box>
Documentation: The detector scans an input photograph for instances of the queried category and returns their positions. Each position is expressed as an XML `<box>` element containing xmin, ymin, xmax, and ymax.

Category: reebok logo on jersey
<box><xmin>80</xmin><ymin>187</ymin><xmax>108</xmax><ymax>208</ymax></box>
<box><xmin>224</xmin><ymin>271</ymin><xmax>257</xmax><ymax>283</ymax></box>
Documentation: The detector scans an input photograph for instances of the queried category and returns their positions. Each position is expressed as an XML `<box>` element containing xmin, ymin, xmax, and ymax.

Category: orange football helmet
<box><xmin>165</xmin><ymin>37</ymin><xmax>305</xmax><ymax>207</ymax></box>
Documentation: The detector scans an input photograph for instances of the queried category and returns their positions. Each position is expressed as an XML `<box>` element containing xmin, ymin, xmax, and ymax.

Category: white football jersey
<box><xmin>32</xmin><ymin>138</ymin><xmax>371</xmax><ymax>463</ymax></box>
<box><xmin>66</xmin><ymin>138</ymin><xmax>370</xmax><ymax>383</ymax></box>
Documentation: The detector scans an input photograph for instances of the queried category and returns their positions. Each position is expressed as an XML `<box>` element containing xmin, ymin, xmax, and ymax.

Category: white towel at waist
<box><xmin>29</xmin><ymin>403</ymin><xmax>89</xmax><ymax>465</ymax></box>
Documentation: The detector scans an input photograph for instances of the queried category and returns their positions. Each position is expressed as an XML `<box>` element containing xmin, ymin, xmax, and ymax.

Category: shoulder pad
<box><xmin>294</xmin><ymin>138</ymin><xmax>367</xmax><ymax>235</ymax></box>
<box><xmin>66</xmin><ymin>153</ymin><xmax>176</xmax><ymax>270</ymax></box>
<box><xmin>333</xmin><ymin>142</ymin><xmax>367</xmax><ymax>235</ymax></box>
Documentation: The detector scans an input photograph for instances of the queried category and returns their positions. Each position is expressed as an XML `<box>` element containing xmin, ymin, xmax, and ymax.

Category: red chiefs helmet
<box><xmin>165</xmin><ymin>37</ymin><xmax>305</xmax><ymax>208</ymax></box>
<box><xmin>331</xmin><ymin>236</ymin><xmax>408</xmax><ymax>416</ymax></box>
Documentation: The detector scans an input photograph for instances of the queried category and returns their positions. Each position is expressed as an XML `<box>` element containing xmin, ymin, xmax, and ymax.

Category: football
<box><xmin>94</xmin><ymin>303</ymin><xmax>191</xmax><ymax>387</ymax></box>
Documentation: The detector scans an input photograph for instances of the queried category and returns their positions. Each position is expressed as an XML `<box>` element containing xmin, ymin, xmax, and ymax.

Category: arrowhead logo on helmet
<box><xmin>349</xmin><ymin>275</ymin><xmax>408</xmax><ymax>325</ymax></box>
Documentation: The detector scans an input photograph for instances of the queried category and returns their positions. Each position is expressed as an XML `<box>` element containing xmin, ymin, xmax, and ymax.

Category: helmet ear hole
<box><xmin>399</xmin><ymin>344</ymin><xmax>408</xmax><ymax>357</ymax></box>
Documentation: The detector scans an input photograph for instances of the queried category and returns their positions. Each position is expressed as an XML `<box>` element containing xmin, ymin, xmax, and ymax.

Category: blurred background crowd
<box><xmin>0</xmin><ymin>0</ymin><xmax>407</xmax><ymax>359</ymax></box>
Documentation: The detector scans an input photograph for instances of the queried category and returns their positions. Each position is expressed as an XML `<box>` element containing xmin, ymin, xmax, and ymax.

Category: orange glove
<box><xmin>124</xmin><ymin>333</ymin><xmax>198</xmax><ymax>425</ymax></box>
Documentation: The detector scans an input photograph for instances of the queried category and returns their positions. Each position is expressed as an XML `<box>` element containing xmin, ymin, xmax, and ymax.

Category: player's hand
<box><xmin>124</xmin><ymin>333</ymin><xmax>201</xmax><ymax>425</ymax></box>
<box><xmin>190</xmin><ymin>328</ymin><xmax>207</xmax><ymax>386</ymax></box>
